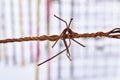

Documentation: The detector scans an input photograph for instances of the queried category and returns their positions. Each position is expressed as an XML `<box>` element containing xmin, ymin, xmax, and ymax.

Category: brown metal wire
<box><xmin>0</xmin><ymin>29</ymin><xmax>120</xmax><ymax>43</ymax></box>
<box><xmin>0</xmin><ymin>15</ymin><xmax>120</xmax><ymax>66</ymax></box>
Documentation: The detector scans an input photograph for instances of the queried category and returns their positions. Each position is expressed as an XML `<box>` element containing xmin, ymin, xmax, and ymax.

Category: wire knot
<box><xmin>37</xmin><ymin>15</ymin><xmax>85</xmax><ymax>66</ymax></box>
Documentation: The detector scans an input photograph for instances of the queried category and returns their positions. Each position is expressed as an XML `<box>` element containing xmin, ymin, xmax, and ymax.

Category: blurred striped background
<box><xmin>0</xmin><ymin>0</ymin><xmax>120</xmax><ymax>80</ymax></box>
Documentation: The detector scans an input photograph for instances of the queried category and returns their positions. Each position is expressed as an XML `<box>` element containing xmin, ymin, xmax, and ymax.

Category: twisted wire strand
<box><xmin>0</xmin><ymin>29</ymin><xmax>119</xmax><ymax>43</ymax></box>
<box><xmin>0</xmin><ymin>14</ymin><xmax>120</xmax><ymax>66</ymax></box>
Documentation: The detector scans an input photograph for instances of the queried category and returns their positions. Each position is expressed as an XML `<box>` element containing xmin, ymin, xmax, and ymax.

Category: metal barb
<box><xmin>38</xmin><ymin>15</ymin><xmax>85</xmax><ymax>66</ymax></box>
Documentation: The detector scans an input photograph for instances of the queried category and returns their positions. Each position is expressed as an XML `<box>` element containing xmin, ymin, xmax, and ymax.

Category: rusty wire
<box><xmin>0</xmin><ymin>15</ymin><xmax>120</xmax><ymax>66</ymax></box>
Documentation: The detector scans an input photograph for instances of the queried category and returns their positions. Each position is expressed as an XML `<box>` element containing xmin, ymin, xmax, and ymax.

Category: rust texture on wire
<box><xmin>0</xmin><ymin>15</ymin><xmax>120</xmax><ymax>66</ymax></box>
<box><xmin>0</xmin><ymin>28</ymin><xmax>120</xmax><ymax>43</ymax></box>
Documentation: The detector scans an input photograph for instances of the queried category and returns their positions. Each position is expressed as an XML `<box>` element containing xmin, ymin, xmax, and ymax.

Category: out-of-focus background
<box><xmin>0</xmin><ymin>0</ymin><xmax>120</xmax><ymax>80</ymax></box>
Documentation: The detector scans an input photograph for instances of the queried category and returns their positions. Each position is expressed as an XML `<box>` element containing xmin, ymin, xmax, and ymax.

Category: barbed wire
<box><xmin>0</xmin><ymin>29</ymin><xmax>119</xmax><ymax>43</ymax></box>
<box><xmin>0</xmin><ymin>15</ymin><xmax>120</xmax><ymax>66</ymax></box>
